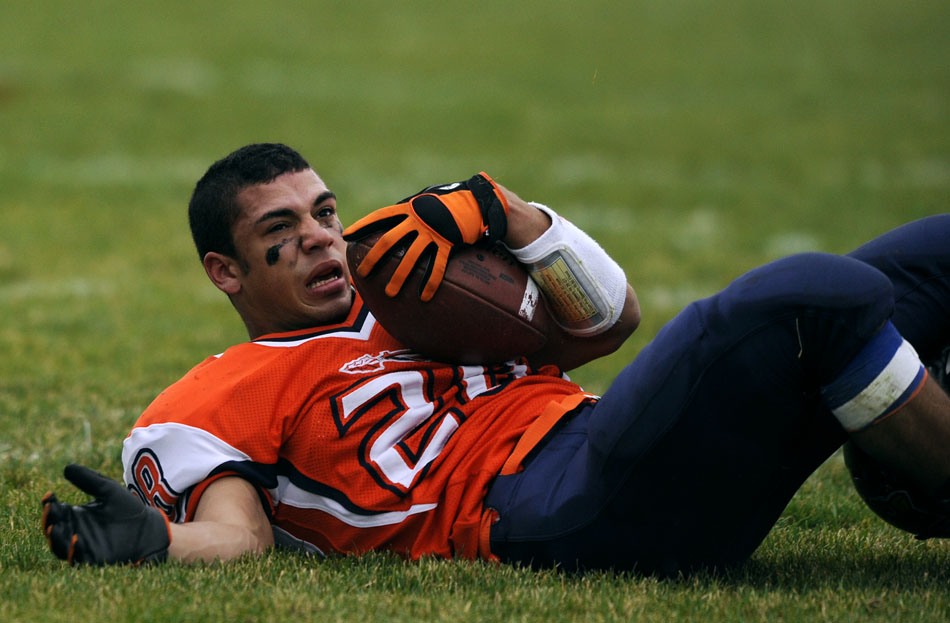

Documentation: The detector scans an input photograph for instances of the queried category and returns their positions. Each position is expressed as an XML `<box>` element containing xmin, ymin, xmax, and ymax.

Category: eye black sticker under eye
<box><xmin>265</xmin><ymin>244</ymin><xmax>284</xmax><ymax>266</ymax></box>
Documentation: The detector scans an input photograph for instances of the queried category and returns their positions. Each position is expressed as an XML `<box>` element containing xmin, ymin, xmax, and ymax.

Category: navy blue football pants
<box><xmin>485</xmin><ymin>215</ymin><xmax>950</xmax><ymax>574</ymax></box>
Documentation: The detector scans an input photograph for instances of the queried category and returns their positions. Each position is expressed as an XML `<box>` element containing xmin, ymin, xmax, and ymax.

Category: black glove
<box><xmin>42</xmin><ymin>464</ymin><xmax>171</xmax><ymax>566</ymax></box>
<box><xmin>342</xmin><ymin>173</ymin><xmax>509</xmax><ymax>301</ymax></box>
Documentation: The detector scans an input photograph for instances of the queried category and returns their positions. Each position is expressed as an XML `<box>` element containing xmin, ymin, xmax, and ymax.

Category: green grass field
<box><xmin>1</xmin><ymin>0</ymin><xmax>948</xmax><ymax>620</ymax></box>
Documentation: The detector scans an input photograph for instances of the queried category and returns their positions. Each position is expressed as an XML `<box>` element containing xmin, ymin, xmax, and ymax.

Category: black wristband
<box><xmin>467</xmin><ymin>174</ymin><xmax>508</xmax><ymax>242</ymax></box>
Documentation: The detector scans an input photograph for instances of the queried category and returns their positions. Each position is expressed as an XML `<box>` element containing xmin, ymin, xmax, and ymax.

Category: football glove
<box><xmin>42</xmin><ymin>464</ymin><xmax>171</xmax><ymax>566</ymax></box>
<box><xmin>342</xmin><ymin>172</ymin><xmax>509</xmax><ymax>301</ymax></box>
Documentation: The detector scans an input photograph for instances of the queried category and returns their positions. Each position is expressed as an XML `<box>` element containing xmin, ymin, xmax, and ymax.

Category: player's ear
<box><xmin>203</xmin><ymin>252</ymin><xmax>243</xmax><ymax>295</ymax></box>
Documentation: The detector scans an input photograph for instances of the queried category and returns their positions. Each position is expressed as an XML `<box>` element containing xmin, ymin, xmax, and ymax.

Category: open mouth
<box><xmin>307</xmin><ymin>267</ymin><xmax>343</xmax><ymax>291</ymax></box>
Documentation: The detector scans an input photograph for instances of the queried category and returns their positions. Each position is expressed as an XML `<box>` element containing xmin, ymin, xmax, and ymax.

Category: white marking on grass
<box><xmin>241</xmin><ymin>60</ymin><xmax>339</xmax><ymax>99</ymax></box>
<box><xmin>672</xmin><ymin>207</ymin><xmax>722</xmax><ymax>252</ymax></box>
<box><xmin>549</xmin><ymin>154</ymin><xmax>617</xmax><ymax>183</ymax></box>
<box><xmin>403</xmin><ymin>153</ymin><xmax>469</xmax><ymax>184</ymax></box>
<box><xmin>764</xmin><ymin>232</ymin><xmax>820</xmax><ymax>257</ymax></box>
<box><xmin>25</xmin><ymin>153</ymin><xmax>207</xmax><ymax>185</ymax></box>
<box><xmin>563</xmin><ymin>204</ymin><xmax>636</xmax><ymax>233</ymax></box>
<box><xmin>548</xmin><ymin>155</ymin><xmax>747</xmax><ymax>190</ymax></box>
<box><xmin>129</xmin><ymin>57</ymin><xmax>219</xmax><ymax>95</ymax></box>
<box><xmin>902</xmin><ymin>158</ymin><xmax>950</xmax><ymax>188</ymax></box>
<box><xmin>644</xmin><ymin>283</ymin><xmax>716</xmax><ymax>313</ymax></box>
<box><xmin>859</xmin><ymin>158</ymin><xmax>949</xmax><ymax>190</ymax></box>
<box><xmin>0</xmin><ymin>278</ymin><xmax>115</xmax><ymax>302</ymax></box>
<box><xmin>859</xmin><ymin>160</ymin><xmax>886</xmax><ymax>190</ymax></box>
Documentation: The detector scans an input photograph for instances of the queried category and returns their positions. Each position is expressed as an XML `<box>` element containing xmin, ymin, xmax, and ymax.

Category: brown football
<box><xmin>347</xmin><ymin>234</ymin><xmax>551</xmax><ymax>364</ymax></box>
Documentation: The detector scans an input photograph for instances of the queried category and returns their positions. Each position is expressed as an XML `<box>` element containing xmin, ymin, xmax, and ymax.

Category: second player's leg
<box><xmin>848</xmin><ymin>214</ymin><xmax>950</xmax><ymax>361</ymax></box>
<box><xmin>846</xmin><ymin>214</ymin><xmax>950</xmax><ymax>498</ymax></box>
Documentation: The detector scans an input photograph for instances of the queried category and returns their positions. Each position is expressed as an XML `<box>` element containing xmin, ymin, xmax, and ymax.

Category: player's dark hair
<box><xmin>188</xmin><ymin>143</ymin><xmax>311</xmax><ymax>261</ymax></box>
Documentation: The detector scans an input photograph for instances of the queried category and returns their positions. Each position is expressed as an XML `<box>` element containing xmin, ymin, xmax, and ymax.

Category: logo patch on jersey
<box><xmin>340</xmin><ymin>349</ymin><xmax>426</xmax><ymax>374</ymax></box>
<box><xmin>128</xmin><ymin>448</ymin><xmax>183</xmax><ymax>522</ymax></box>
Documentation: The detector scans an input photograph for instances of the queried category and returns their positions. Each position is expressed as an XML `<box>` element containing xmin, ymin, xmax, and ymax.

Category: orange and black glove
<box><xmin>342</xmin><ymin>172</ymin><xmax>509</xmax><ymax>301</ymax></box>
<box><xmin>42</xmin><ymin>464</ymin><xmax>171</xmax><ymax>566</ymax></box>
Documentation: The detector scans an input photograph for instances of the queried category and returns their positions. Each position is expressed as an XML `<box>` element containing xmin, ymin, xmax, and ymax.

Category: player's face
<box><xmin>229</xmin><ymin>169</ymin><xmax>353</xmax><ymax>336</ymax></box>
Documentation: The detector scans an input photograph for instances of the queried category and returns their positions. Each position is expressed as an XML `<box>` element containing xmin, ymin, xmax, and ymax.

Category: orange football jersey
<box><xmin>122</xmin><ymin>292</ymin><xmax>590</xmax><ymax>560</ymax></box>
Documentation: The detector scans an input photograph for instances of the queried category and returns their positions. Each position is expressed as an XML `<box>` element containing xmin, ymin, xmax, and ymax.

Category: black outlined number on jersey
<box><xmin>334</xmin><ymin>370</ymin><xmax>462</xmax><ymax>496</ymax></box>
<box><xmin>128</xmin><ymin>448</ymin><xmax>182</xmax><ymax>521</ymax></box>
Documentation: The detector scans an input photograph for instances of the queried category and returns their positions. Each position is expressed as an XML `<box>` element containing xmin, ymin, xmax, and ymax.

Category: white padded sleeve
<box><xmin>503</xmin><ymin>202</ymin><xmax>628</xmax><ymax>336</ymax></box>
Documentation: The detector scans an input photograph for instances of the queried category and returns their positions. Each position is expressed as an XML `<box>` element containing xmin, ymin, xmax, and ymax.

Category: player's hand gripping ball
<box><xmin>342</xmin><ymin>173</ymin><xmax>509</xmax><ymax>302</ymax></box>
<box><xmin>347</xmin><ymin>233</ymin><xmax>551</xmax><ymax>364</ymax></box>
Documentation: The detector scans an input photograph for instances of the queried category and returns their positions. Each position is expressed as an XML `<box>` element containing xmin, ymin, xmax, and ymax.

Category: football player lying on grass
<box><xmin>43</xmin><ymin>143</ymin><xmax>950</xmax><ymax>573</ymax></box>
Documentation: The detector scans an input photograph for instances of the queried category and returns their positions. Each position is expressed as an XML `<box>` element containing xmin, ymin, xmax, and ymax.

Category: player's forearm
<box><xmin>529</xmin><ymin>286</ymin><xmax>639</xmax><ymax>370</ymax></box>
<box><xmin>168</xmin><ymin>519</ymin><xmax>274</xmax><ymax>563</ymax></box>
<box><xmin>498</xmin><ymin>185</ymin><xmax>553</xmax><ymax>248</ymax></box>
<box><xmin>168</xmin><ymin>475</ymin><xmax>276</xmax><ymax>563</ymax></box>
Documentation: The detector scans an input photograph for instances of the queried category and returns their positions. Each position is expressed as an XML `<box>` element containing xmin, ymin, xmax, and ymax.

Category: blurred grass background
<box><xmin>1</xmin><ymin>0</ymin><xmax>948</xmax><ymax>621</ymax></box>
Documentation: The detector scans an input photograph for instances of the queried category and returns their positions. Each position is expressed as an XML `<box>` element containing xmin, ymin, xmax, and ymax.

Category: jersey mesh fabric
<box><xmin>123</xmin><ymin>292</ymin><xmax>587</xmax><ymax>560</ymax></box>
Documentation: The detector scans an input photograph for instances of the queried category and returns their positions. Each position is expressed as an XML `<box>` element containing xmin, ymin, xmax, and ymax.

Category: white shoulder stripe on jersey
<box><xmin>253</xmin><ymin>313</ymin><xmax>377</xmax><ymax>348</ymax></box>
<box><xmin>122</xmin><ymin>422</ymin><xmax>277</xmax><ymax>501</ymax></box>
<box><xmin>276</xmin><ymin>476</ymin><xmax>437</xmax><ymax>528</ymax></box>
